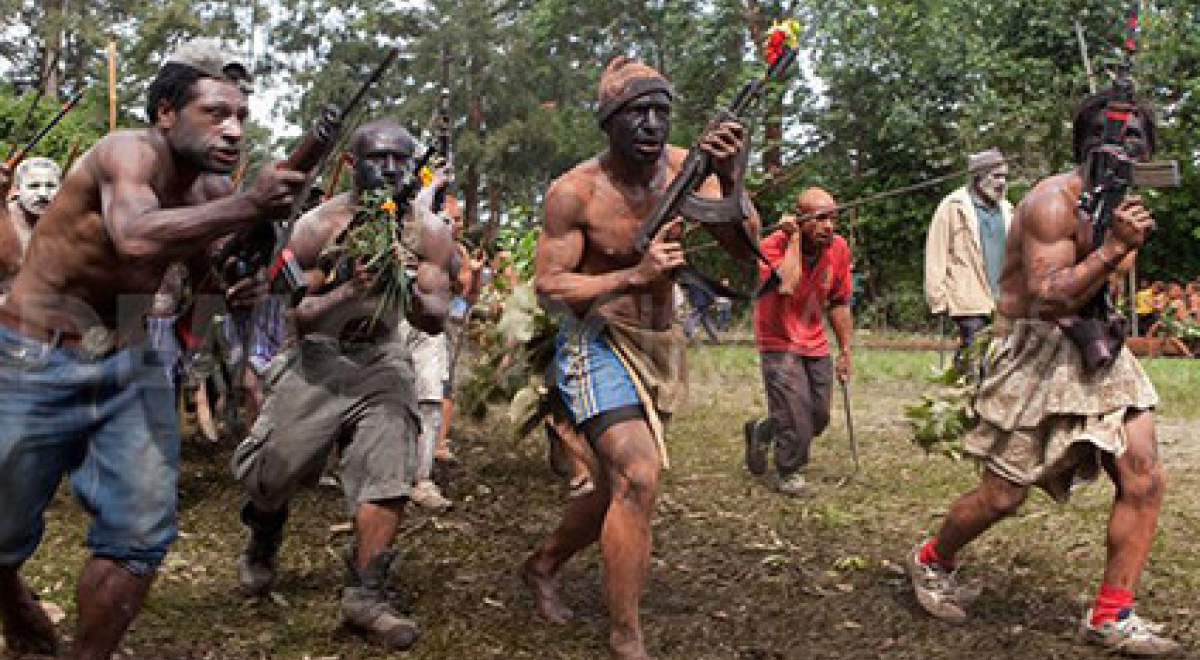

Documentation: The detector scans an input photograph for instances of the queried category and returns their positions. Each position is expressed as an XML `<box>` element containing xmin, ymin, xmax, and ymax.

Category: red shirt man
<box><xmin>744</xmin><ymin>187</ymin><xmax>854</xmax><ymax>497</ymax></box>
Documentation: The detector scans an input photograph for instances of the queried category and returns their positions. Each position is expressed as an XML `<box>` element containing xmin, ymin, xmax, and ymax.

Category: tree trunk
<box><xmin>39</xmin><ymin>3</ymin><xmax>63</xmax><ymax>101</ymax></box>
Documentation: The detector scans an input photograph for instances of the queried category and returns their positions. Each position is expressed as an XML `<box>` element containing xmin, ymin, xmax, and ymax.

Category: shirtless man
<box><xmin>0</xmin><ymin>157</ymin><xmax>62</xmax><ymax>297</ymax></box>
<box><xmin>906</xmin><ymin>90</ymin><xmax>1179</xmax><ymax>656</ymax></box>
<box><xmin>233</xmin><ymin>118</ymin><xmax>455</xmax><ymax>650</ymax></box>
<box><xmin>0</xmin><ymin>39</ymin><xmax>305</xmax><ymax>659</ymax></box>
<box><xmin>522</xmin><ymin>56</ymin><xmax>754</xmax><ymax>660</ymax></box>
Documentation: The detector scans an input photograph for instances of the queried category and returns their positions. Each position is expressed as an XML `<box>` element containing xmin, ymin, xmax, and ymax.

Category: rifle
<box><xmin>1061</xmin><ymin>0</ymin><xmax>1147</xmax><ymax>372</ymax></box>
<box><xmin>633</xmin><ymin>22</ymin><xmax>799</xmax><ymax>299</ymax></box>
<box><xmin>5</xmin><ymin>89</ymin><xmax>85</xmax><ymax>171</ymax></box>
<box><xmin>1077</xmin><ymin>1</ymin><xmax>1140</xmax><ymax>243</ymax></box>
<box><xmin>214</xmin><ymin>47</ymin><xmax>400</xmax><ymax>305</ymax></box>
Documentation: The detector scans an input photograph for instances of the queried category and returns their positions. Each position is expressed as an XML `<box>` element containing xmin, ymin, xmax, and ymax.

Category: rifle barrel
<box><xmin>340</xmin><ymin>47</ymin><xmax>400</xmax><ymax>123</ymax></box>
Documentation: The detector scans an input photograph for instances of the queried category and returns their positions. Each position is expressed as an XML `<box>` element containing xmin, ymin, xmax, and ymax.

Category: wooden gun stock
<box><xmin>281</xmin><ymin>105</ymin><xmax>341</xmax><ymax>174</ymax></box>
<box><xmin>1132</xmin><ymin>161</ymin><xmax>1180</xmax><ymax>188</ymax></box>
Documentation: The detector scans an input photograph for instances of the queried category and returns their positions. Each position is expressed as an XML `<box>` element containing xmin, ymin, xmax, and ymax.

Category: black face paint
<box><xmin>353</xmin><ymin>129</ymin><xmax>417</xmax><ymax>194</ymax></box>
<box><xmin>604</xmin><ymin>91</ymin><xmax>672</xmax><ymax>165</ymax></box>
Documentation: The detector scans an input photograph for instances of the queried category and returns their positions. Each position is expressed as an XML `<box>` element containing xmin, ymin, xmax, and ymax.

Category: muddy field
<box><xmin>13</xmin><ymin>345</ymin><xmax>1200</xmax><ymax>659</ymax></box>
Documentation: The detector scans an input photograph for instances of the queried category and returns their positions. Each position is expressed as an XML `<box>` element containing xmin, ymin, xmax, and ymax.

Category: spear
<box><xmin>6</xmin><ymin>86</ymin><xmax>47</xmax><ymax>161</ymax></box>
<box><xmin>4</xmin><ymin>89</ymin><xmax>86</xmax><ymax>171</ymax></box>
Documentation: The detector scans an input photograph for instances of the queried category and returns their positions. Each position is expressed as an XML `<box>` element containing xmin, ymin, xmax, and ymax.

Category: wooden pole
<box><xmin>106</xmin><ymin>36</ymin><xmax>118</xmax><ymax>131</ymax></box>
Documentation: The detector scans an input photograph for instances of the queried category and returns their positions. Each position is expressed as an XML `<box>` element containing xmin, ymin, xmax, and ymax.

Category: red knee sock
<box><xmin>1090</xmin><ymin>584</ymin><xmax>1133</xmax><ymax>626</ymax></box>
<box><xmin>917</xmin><ymin>537</ymin><xmax>957</xmax><ymax>570</ymax></box>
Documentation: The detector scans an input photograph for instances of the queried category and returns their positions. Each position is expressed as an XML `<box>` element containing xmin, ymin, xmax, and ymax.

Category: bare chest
<box><xmin>580</xmin><ymin>185</ymin><xmax>659</xmax><ymax>270</ymax></box>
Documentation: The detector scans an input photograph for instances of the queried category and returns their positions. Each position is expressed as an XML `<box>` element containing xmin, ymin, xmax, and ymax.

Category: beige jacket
<box><xmin>924</xmin><ymin>186</ymin><xmax>1013</xmax><ymax>316</ymax></box>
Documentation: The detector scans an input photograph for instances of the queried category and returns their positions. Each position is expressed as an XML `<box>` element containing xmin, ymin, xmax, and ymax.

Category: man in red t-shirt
<box><xmin>744</xmin><ymin>187</ymin><xmax>854</xmax><ymax>496</ymax></box>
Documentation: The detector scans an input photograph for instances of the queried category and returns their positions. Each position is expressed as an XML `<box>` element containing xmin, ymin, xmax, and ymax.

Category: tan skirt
<box><xmin>965</xmin><ymin>318</ymin><xmax>1158</xmax><ymax>501</ymax></box>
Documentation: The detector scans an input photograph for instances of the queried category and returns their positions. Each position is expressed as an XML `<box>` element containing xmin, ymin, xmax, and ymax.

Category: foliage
<box><xmin>1158</xmin><ymin>307</ymin><xmax>1200</xmax><ymax>341</ymax></box>
<box><xmin>903</xmin><ymin>365</ymin><xmax>974</xmax><ymax>460</ymax></box>
<box><xmin>903</xmin><ymin>330</ymin><xmax>992</xmax><ymax>458</ymax></box>
<box><xmin>458</xmin><ymin>280</ymin><xmax>558</xmax><ymax>437</ymax></box>
<box><xmin>317</xmin><ymin>190</ymin><xmax>408</xmax><ymax>327</ymax></box>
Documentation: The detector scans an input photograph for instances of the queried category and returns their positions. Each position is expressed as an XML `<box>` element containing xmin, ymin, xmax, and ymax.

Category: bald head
<box><xmin>348</xmin><ymin>119</ymin><xmax>417</xmax><ymax>193</ymax></box>
<box><xmin>795</xmin><ymin>187</ymin><xmax>837</xmax><ymax>216</ymax></box>
<box><xmin>794</xmin><ymin>186</ymin><xmax>838</xmax><ymax>253</ymax></box>
<box><xmin>349</xmin><ymin>119</ymin><xmax>414</xmax><ymax>157</ymax></box>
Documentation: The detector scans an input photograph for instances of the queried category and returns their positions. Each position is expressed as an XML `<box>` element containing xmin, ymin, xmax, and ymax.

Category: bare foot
<box><xmin>520</xmin><ymin>556</ymin><xmax>574</xmax><ymax>623</ymax></box>
<box><xmin>0</xmin><ymin>578</ymin><xmax>61</xmax><ymax>656</ymax></box>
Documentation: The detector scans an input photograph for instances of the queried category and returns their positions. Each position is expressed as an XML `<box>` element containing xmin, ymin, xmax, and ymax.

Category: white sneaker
<box><xmin>411</xmin><ymin>481</ymin><xmax>452</xmax><ymax>512</ymax></box>
<box><xmin>1079</xmin><ymin>608</ymin><xmax>1181</xmax><ymax>657</ymax></box>
<box><xmin>905</xmin><ymin>541</ymin><xmax>967</xmax><ymax>624</ymax></box>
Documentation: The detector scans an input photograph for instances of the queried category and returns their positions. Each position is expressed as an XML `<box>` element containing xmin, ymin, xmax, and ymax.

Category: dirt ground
<box><xmin>11</xmin><ymin>345</ymin><xmax>1200</xmax><ymax>659</ymax></box>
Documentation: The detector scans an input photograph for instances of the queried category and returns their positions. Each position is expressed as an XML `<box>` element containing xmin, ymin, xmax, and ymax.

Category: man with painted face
<box><xmin>924</xmin><ymin>149</ymin><xmax>1013</xmax><ymax>369</ymax></box>
<box><xmin>742</xmin><ymin>187</ymin><xmax>854</xmax><ymax>497</ymax></box>
<box><xmin>232</xmin><ymin>118</ymin><xmax>455</xmax><ymax>650</ymax></box>
<box><xmin>0</xmin><ymin>39</ymin><xmax>307</xmax><ymax>659</ymax></box>
<box><xmin>523</xmin><ymin>56</ymin><xmax>755</xmax><ymax>660</ymax></box>
<box><xmin>0</xmin><ymin>157</ymin><xmax>63</xmax><ymax>298</ymax></box>
<box><xmin>906</xmin><ymin>91</ymin><xmax>1179</xmax><ymax>655</ymax></box>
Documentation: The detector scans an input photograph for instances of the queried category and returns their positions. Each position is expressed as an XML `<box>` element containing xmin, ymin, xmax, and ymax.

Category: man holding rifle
<box><xmin>232</xmin><ymin>118</ymin><xmax>455</xmax><ymax>650</ymax></box>
<box><xmin>0</xmin><ymin>38</ymin><xmax>306</xmax><ymax>659</ymax></box>
<box><xmin>905</xmin><ymin>90</ymin><xmax>1179</xmax><ymax>656</ymax></box>
<box><xmin>743</xmin><ymin>187</ymin><xmax>854</xmax><ymax>497</ymax></box>
<box><xmin>522</xmin><ymin>55</ymin><xmax>755</xmax><ymax>660</ymax></box>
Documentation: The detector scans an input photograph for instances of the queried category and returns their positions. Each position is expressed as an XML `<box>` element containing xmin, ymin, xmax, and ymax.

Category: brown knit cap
<box><xmin>596</xmin><ymin>56</ymin><xmax>673</xmax><ymax>125</ymax></box>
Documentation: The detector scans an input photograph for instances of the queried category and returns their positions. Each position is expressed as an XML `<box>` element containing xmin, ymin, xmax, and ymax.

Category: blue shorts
<box><xmin>551</xmin><ymin>322</ymin><xmax>641</xmax><ymax>429</ymax></box>
<box><xmin>0</xmin><ymin>325</ymin><xmax>179</xmax><ymax>568</ymax></box>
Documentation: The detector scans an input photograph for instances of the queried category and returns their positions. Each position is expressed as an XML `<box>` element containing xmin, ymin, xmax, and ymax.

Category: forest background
<box><xmin>2</xmin><ymin>0</ymin><xmax>1197</xmax><ymax>329</ymax></box>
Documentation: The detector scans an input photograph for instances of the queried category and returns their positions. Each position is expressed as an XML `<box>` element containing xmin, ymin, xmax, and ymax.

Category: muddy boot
<box><xmin>340</xmin><ymin>550</ymin><xmax>420</xmax><ymax>650</ymax></box>
<box><xmin>237</xmin><ymin>502</ymin><xmax>287</xmax><ymax>596</ymax></box>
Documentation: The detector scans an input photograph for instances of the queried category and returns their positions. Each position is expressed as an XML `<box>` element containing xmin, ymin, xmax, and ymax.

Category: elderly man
<box><xmin>743</xmin><ymin>187</ymin><xmax>854</xmax><ymax>497</ymax></box>
<box><xmin>0</xmin><ymin>157</ymin><xmax>62</xmax><ymax>297</ymax></box>
<box><xmin>924</xmin><ymin>149</ymin><xmax>1013</xmax><ymax>368</ymax></box>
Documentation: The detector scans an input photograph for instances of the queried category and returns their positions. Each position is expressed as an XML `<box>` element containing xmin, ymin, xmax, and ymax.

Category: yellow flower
<box><xmin>770</xmin><ymin>19</ymin><xmax>801</xmax><ymax>48</ymax></box>
<box><xmin>419</xmin><ymin>166</ymin><xmax>433</xmax><ymax>187</ymax></box>
<box><xmin>380</xmin><ymin>198</ymin><xmax>398</xmax><ymax>214</ymax></box>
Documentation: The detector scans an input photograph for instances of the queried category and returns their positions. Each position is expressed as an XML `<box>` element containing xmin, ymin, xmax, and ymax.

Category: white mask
<box><xmin>16</xmin><ymin>162</ymin><xmax>61</xmax><ymax>217</ymax></box>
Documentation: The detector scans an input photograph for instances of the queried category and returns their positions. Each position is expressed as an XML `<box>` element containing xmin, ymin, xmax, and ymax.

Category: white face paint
<box><xmin>973</xmin><ymin>164</ymin><xmax>1008</xmax><ymax>206</ymax></box>
<box><xmin>16</xmin><ymin>164</ymin><xmax>61</xmax><ymax>216</ymax></box>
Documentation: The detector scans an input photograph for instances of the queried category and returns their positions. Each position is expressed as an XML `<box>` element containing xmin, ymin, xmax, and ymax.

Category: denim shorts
<box><xmin>0</xmin><ymin>324</ymin><xmax>179</xmax><ymax>568</ymax></box>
